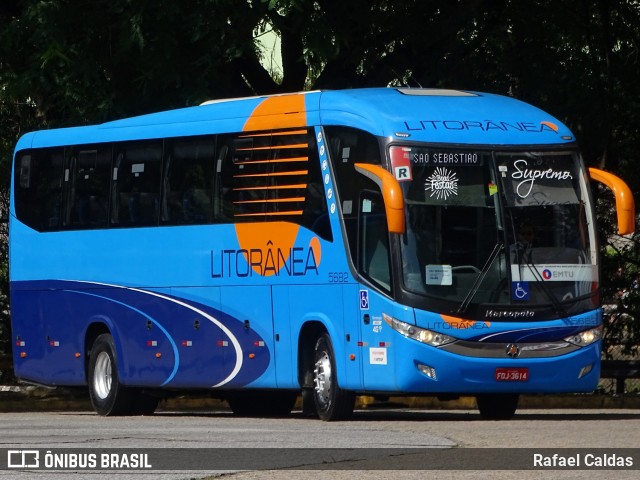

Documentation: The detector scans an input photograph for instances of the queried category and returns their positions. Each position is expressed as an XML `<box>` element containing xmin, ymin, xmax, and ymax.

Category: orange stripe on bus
<box><xmin>233</xmin><ymin>184</ymin><xmax>307</xmax><ymax>191</ymax></box>
<box><xmin>234</xmin><ymin>197</ymin><xmax>305</xmax><ymax>204</ymax></box>
<box><xmin>239</xmin><ymin>129</ymin><xmax>307</xmax><ymax>138</ymax></box>
<box><xmin>242</xmin><ymin>95</ymin><xmax>307</xmax><ymax>132</ymax></box>
<box><xmin>236</xmin><ymin>143</ymin><xmax>308</xmax><ymax>151</ymax></box>
<box><xmin>235</xmin><ymin>211</ymin><xmax>303</xmax><ymax>217</ymax></box>
<box><xmin>234</xmin><ymin>157</ymin><xmax>309</xmax><ymax>165</ymax></box>
<box><xmin>234</xmin><ymin>170</ymin><xmax>308</xmax><ymax>178</ymax></box>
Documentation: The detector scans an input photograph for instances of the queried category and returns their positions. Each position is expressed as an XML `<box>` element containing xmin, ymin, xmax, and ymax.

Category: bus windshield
<box><xmin>393</xmin><ymin>146</ymin><xmax>597</xmax><ymax>318</ymax></box>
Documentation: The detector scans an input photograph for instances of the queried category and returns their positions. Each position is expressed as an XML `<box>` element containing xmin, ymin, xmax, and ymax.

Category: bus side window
<box><xmin>359</xmin><ymin>191</ymin><xmax>391</xmax><ymax>292</ymax></box>
<box><xmin>301</xmin><ymin>129</ymin><xmax>332</xmax><ymax>241</ymax></box>
<box><xmin>64</xmin><ymin>145</ymin><xmax>111</xmax><ymax>229</ymax></box>
<box><xmin>213</xmin><ymin>144</ymin><xmax>233</xmax><ymax>222</ymax></box>
<box><xmin>14</xmin><ymin>148</ymin><xmax>64</xmax><ymax>231</ymax></box>
<box><xmin>216</xmin><ymin>135</ymin><xmax>242</xmax><ymax>221</ymax></box>
<box><xmin>324</xmin><ymin>126</ymin><xmax>383</xmax><ymax>266</ymax></box>
<box><xmin>162</xmin><ymin>137</ymin><xmax>215</xmax><ymax>225</ymax></box>
<box><xmin>111</xmin><ymin>142</ymin><xmax>162</xmax><ymax>227</ymax></box>
<box><xmin>216</xmin><ymin>128</ymin><xmax>332</xmax><ymax>240</ymax></box>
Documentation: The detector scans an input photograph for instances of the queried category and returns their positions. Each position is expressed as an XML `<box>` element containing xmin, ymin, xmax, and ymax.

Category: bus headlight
<box><xmin>564</xmin><ymin>326</ymin><xmax>603</xmax><ymax>347</ymax></box>
<box><xmin>383</xmin><ymin>313</ymin><xmax>456</xmax><ymax>347</ymax></box>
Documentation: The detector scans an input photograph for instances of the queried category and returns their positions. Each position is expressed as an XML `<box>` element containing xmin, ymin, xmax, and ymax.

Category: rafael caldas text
<box><xmin>533</xmin><ymin>453</ymin><xmax>633</xmax><ymax>468</ymax></box>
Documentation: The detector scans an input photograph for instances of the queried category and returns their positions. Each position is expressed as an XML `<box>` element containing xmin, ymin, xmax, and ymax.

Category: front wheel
<box><xmin>88</xmin><ymin>333</ymin><xmax>135</xmax><ymax>416</ymax></box>
<box><xmin>312</xmin><ymin>333</ymin><xmax>355</xmax><ymax>421</ymax></box>
<box><xmin>476</xmin><ymin>393</ymin><xmax>519</xmax><ymax>420</ymax></box>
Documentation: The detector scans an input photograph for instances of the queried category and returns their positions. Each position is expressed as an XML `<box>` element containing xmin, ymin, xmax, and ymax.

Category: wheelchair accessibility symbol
<box><xmin>511</xmin><ymin>281</ymin><xmax>529</xmax><ymax>301</ymax></box>
<box><xmin>359</xmin><ymin>290</ymin><xmax>369</xmax><ymax>310</ymax></box>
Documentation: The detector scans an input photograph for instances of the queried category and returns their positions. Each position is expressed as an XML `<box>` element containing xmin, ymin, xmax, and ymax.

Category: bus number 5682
<box><xmin>328</xmin><ymin>272</ymin><xmax>349</xmax><ymax>283</ymax></box>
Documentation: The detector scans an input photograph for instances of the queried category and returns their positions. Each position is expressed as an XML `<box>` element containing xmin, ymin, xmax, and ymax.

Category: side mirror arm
<box><xmin>589</xmin><ymin>167</ymin><xmax>635</xmax><ymax>235</ymax></box>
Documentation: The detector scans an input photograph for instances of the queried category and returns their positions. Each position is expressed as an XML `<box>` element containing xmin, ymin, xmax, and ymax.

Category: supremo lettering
<box><xmin>511</xmin><ymin>159</ymin><xmax>573</xmax><ymax>198</ymax></box>
<box><xmin>212</xmin><ymin>245</ymin><xmax>319</xmax><ymax>278</ymax></box>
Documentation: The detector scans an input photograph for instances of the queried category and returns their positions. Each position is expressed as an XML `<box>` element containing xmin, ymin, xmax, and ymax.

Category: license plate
<box><xmin>495</xmin><ymin>367</ymin><xmax>529</xmax><ymax>382</ymax></box>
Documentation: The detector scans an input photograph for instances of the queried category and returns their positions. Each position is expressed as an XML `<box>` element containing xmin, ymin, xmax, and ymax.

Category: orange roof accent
<box><xmin>242</xmin><ymin>95</ymin><xmax>307</xmax><ymax>132</ymax></box>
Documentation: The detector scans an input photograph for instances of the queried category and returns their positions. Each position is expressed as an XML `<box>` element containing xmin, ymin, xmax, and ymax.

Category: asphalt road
<box><xmin>1</xmin><ymin>407</ymin><xmax>639</xmax><ymax>479</ymax></box>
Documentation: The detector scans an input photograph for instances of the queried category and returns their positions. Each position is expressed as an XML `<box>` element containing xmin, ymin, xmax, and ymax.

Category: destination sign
<box><xmin>409</xmin><ymin>149</ymin><xmax>483</xmax><ymax>166</ymax></box>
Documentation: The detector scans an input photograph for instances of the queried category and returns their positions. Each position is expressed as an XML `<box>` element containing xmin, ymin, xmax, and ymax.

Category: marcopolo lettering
<box><xmin>211</xmin><ymin>243</ymin><xmax>319</xmax><ymax>278</ymax></box>
<box><xmin>485</xmin><ymin>309</ymin><xmax>535</xmax><ymax>319</ymax></box>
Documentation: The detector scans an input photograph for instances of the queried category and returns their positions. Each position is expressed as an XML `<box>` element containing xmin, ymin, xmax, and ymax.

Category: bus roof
<box><xmin>15</xmin><ymin>87</ymin><xmax>575</xmax><ymax>151</ymax></box>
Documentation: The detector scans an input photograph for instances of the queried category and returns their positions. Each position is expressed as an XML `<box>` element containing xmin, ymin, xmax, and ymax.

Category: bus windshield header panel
<box><xmin>393</xmin><ymin>145</ymin><xmax>598</xmax><ymax>320</ymax></box>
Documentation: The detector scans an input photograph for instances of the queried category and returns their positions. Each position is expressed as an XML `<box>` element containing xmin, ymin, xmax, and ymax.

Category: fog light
<box><xmin>578</xmin><ymin>363</ymin><xmax>594</xmax><ymax>379</ymax></box>
<box><xmin>417</xmin><ymin>363</ymin><xmax>437</xmax><ymax>380</ymax></box>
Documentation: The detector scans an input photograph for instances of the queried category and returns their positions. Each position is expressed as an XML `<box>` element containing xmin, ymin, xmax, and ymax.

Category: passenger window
<box><xmin>64</xmin><ymin>145</ymin><xmax>111</xmax><ymax>229</ymax></box>
<box><xmin>14</xmin><ymin>148</ymin><xmax>64</xmax><ymax>231</ymax></box>
<box><xmin>111</xmin><ymin>142</ymin><xmax>162</xmax><ymax>227</ymax></box>
<box><xmin>162</xmin><ymin>138</ymin><xmax>215</xmax><ymax>225</ymax></box>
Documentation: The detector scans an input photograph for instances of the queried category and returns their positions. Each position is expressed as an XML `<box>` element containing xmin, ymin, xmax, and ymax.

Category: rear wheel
<box><xmin>88</xmin><ymin>333</ymin><xmax>135</xmax><ymax>416</ymax></box>
<box><xmin>312</xmin><ymin>333</ymin><xmax>355</xmax><ymax>421</ymax></box>
<box><xmin>476</xmin><ymin>393</ymin><xmax>519</xmax><ymax>420</ymax></box>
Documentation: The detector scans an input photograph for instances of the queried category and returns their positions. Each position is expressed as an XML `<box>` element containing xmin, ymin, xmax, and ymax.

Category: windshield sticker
<box><xmin>369</xmin><ymin>347</ymin><xmax>387</xmax><ymax>365</ymax></box>
<box><xmin>426</xmin><ymin>265</ymin><xmax>453</xmax><ymax>286</ymax></box>
<box><xmin>409</xmin><ymin>150</ymin><xmax>482</xmax><ymax>166</ymax></box>
<box><xmin>506</xmin><ymin>159</ymin><xmax>574</xmax><ymax>198</ymax></box>
<box><xmin>511</xmin><ymin>264</ymin><xmax>596</xmax><ymax>282</ymax></box>
<box><xmin>390</xmin><ymin>146</ymin><xmax>413</xmax><ymax>182</ymax></box>
<box><xmin>425</xmin><ymin>167</ymin><xmax>458</xmax><ymax>200</ymax></box>
<box><xmin>511</xmin><ymin>281</ymin><xmax>530</xmax><ymax>301</ymax></box>
<box><xmin>488</xmin><ymin>182</ymin><xmax>498</xmax><ymax>196</ymax></box>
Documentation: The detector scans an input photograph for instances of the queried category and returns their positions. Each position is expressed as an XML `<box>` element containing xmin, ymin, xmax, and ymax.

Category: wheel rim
<box><xmin>314</xmin><ymin>350</ymin><xmax>332</xmax><ymax>408</ymax></box>
<box><xmin>93</xmin><ymin>351</ymin><xmax>112</xmax><ymax>400</ymax></box>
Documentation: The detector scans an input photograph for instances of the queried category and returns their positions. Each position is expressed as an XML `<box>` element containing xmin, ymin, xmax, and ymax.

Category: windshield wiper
<box><xmin>517</xmin><ymin>249</ymin><xmax>567</xmax><ymax>317</ymax></box>
<box><xmin>456</xmin><ymin>242</ymin><xmax>504</xmax><ymax>314</ymax></box>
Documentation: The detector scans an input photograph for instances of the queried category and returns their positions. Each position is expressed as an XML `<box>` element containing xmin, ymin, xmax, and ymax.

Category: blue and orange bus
<box><xmin>9</xmin><ymin>88</ymin><xmax>634</xmax><ymax>420</ymax></box>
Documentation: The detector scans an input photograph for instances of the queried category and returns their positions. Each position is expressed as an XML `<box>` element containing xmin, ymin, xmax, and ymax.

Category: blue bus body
<box><xmin>9</xmin><ymin>88</ymin><xmax>630</xmax><ymax>419</ymax></box>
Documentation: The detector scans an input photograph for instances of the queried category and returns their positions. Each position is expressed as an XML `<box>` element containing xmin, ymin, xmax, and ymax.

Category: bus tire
<box><xmin>88</xmin><ymin>333</ymin><xmax>135</xmax><ymax>416</ymax></box>
<box><xmin>312</xmin><ymin>333</ymin><xmax>355</xmax><ymax>421</ymax></box>
<box><xmin>476</xmin><ymin>393</ymin><xmax>519</xmax><ymax>420</ymax></box>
